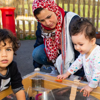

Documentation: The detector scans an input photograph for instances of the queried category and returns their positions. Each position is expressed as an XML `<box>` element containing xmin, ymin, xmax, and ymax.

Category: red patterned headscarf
<box><xmin>32</xmin><ymin>0</ymin><xmax>65</xmax><ymax>62</ymax></box>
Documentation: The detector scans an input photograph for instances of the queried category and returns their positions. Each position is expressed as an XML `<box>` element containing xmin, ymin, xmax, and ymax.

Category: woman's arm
<box><xmin>34</xmin><ymin>22</ymin><xmax>43</xmax><ymax>48</ymax></box>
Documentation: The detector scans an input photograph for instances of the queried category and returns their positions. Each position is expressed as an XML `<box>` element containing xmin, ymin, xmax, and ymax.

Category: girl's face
<box><xmin>72</xmin><ymin>32</ymin><xmax>96</xmax><ymax>57</ymax></box>
<box><xmin>36</xmin><ymin>9</ymin><xmax>58</xmax><ymax>29</ymax></box>
<box><xmin>0</xmin><ymin>39</ymin><xmax>14</xmax><ymax>70</ymax></box>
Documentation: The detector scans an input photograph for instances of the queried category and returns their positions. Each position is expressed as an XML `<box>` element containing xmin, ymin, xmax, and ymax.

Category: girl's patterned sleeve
<box><xmin>68</xmin><ymin>54</ymin><xmax>83</xmax><ymax>74</ymax></box>
<box><xmin>88</xmin><ymin>54</ymin><xmax>100</xmax><ymax>88</ymax></box>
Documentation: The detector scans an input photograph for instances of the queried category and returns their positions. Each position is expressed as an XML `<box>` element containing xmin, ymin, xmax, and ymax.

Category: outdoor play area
<box><xmin>1</xmin><ymin>0</ymin><xmax>100</xmax><ymax>100</ymax></box>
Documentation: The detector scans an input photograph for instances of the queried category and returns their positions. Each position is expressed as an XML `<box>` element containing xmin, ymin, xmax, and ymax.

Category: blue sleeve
<box><xmin>34</xmin><ymin>22</ymin><xmax>44</xmax><ymax>48</ymax></box>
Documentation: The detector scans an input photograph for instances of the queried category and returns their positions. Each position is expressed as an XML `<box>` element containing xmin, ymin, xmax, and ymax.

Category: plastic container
<box><xmin>27</xmin><ymin>87</ymin><xmax>55</xmax><ymax>100</ymax></box>
<box><xmin>25</xmin><ymin>72</ymin><xmax>100</xmax><ymax>100</ymax></box>
<box><xmin>31</xmin><ymin>76</ymin><xmax>44</xmax><ymax>88</ymax></box>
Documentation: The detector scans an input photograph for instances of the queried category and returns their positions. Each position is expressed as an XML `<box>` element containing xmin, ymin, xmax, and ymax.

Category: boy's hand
<box><xmin>80</xmin><ymin>85</ymin><xmax>94</xmax><ymax>97</ymax></box>
<box><xmin>57</xmin><ymin>71</ymin><xmax>71</xmax><ymax>79</ymax></box>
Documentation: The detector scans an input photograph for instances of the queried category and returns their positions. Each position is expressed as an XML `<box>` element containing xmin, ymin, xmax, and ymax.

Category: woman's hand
<box><xmin>57</xmin><ymin>71</ymin><xmax>71</xmax><ymax>79</ymax></box>
<box><xmin>80</xmin><ymin>85</ymin><xmax>94</xmax><ymax>97</ymax></box>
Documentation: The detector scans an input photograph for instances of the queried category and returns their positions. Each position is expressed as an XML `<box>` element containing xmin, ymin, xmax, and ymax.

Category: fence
<box><xmin>0</xmin><ymin>0</ymin><xmax>100</xmax><ymax>39</ymax></box>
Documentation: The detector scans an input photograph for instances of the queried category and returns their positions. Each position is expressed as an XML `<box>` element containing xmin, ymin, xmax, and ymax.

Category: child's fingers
<box><xmin>83</xmin><ymin>92</ymin><xmax>87</xmax><ymax>97</ymax></box>
<box><xmin>62</xmin><ymin>76</ymin><xmax>67</xmax><ymax>79</ymax></box>
<box><xmin>57</xmin><ymin>75</ymin><xmax>61</xmax><ymax>78</ymax></box>
<box><xmin>87</xmin><ymin>92</ymin><xmax>90</xmax><ymax>97</ymax></box>
<box><xmin>57</xmin><ymin>74</ymin><xmax>67</xmax><ymax>79</ymax></box>
<box><xmin>80</xmin><ymin>87</ymin><xmax>90</xmax><ymax>97</ymax></box>
<box><xmin>57</xmin><ymin>75</ymin><xmax>63</xmax><ymax>79</ymax></box>
<box><xmin>80</xmin><ymin>88</ymin><xmax>84</xmax><ymax>93</ymax></box>
<box><xmin>80</xmin><ymin>88</ymin><xmax>87</xmax><ymax>97</ymax></box>
<box><xmin>83</xmin><ymin>90</ymin><xmax>88</xmax><ymax>97</ymax></box>
<box><xmin>60</xmin><ymin>76</ymin><xmax>65</xmax><ymax>79</ymax></box>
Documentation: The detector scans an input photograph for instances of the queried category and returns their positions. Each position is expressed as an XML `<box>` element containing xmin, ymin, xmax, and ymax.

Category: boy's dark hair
<box><xmin>34</xmin><ymin>7</ymin><xmax>44</xmax><ymax>17</ymax></box>
<box><xmin>0</xmin><ymin>29</ymin><xmax>20</xmax><ymax>55</ymax></box>
<box><xmin>70</xmin><ymin>17</ymin><xmax>96</xmax><ymax>40</ymax></box>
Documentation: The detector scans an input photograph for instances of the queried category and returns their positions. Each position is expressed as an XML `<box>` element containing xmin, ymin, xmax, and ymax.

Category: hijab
<box><xmin>32</xmin><ymin>0</ymin><xmax>65</xmax><ymax>62</ymax></box>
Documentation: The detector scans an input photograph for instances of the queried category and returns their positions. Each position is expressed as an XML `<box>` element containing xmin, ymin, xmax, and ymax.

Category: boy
<box><xmin>0</xmin><ymin>29</ymin><xmax>26</xmax><ymax>100</ymax></box>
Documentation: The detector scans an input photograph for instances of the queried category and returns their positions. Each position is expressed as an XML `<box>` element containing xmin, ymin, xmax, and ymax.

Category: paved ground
<box><xmin>13</xmin><ymin>39</ymin><xmax>100</xmax><ymax>77</ymax></box>
<box><xmin>13</xmin><ymin>40</ymin><xmax>35</xmax><ymax>77</ymax></box>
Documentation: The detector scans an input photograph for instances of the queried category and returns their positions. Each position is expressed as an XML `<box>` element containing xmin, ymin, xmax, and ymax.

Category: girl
<box><xmin>57</xmin><ymin>18</ymin><xmax>100</xmax><ymax>97</ymax></box>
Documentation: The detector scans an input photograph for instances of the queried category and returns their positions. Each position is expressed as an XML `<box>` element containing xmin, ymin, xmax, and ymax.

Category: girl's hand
<box><xmin>57</xmin><ymin>71</ymin><xmax>71</xmax><ymax>79</ymax></box>
<box><xmin>80</xmin><ymin>85</ymin><xmax>94</xmax><ymax>97</ymax></box>
<box><xmin>57</xmin><ymin>73</ymin><xmax>68</xmax><ymax>79</ymax></box>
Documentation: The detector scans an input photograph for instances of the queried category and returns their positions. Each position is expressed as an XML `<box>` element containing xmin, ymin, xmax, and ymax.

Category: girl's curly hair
<box><xmin>0</xmin><ymin>29</ymin><xmax>20</xmax><ymax>55</ymax></box>
<box><xmin>70</xmin><ymin>17</ymin><xmax>96</xmax><ymax>40</ymax></box>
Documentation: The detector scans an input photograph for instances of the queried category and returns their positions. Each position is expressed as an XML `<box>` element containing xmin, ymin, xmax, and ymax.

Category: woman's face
<box><xmin>36</xmin><ymin>9</ymin><xmax>58</xmax><ymax>29</ymax></box>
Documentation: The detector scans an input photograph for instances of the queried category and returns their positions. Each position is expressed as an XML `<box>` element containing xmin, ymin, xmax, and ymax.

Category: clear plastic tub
<box><xmin>25</xmin><ymin>72</ymin><xmax>100</xmax><ymax>100</ymax></box>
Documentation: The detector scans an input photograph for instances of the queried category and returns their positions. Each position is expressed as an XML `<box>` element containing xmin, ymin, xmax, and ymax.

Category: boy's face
<box><xmin>0</xmin><ymin>39</ymin><xmax>14</xmax><ymax>69</ymax></box>
<box><xmin>72</xmin><ymin>32</ymin><xmax>96</xmax><ymax>56</ymax></box>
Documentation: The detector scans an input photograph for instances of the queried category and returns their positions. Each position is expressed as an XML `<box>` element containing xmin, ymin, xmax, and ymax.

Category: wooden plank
<box><xmin>23</xmin><ymin>20</ymin><xmax>25</xmax><ymax>39</ymax></box>
<box><xmin>28</xmin><ymin>21</ymin><xmax>31</xmax><ymax>38</ymax></box>
<box><xmin>69</xmin><ymin>80</ymin><xmax>80</xmax><ymax>100</ymax></box>
<box><xmin>62</xmin><ymin>0</ymin><xmax>64</xmax><ymax>9</ymax></box>
<box><xmin>92</xmin><ymin>0</ymin><xmax>95</xmax><ymax>25</ymax></box>
<box><xmin>78</xmin><ymin>0</ymin><xmax>80</xmax><ymax>15</ymax></box>
<box><xmin>67</xmin><ymin>0</ymin><xmax>70</xmax><ymax>11</ymax></box>
<box><xmin>72</xmin><ymin>0</ymin><xmax>75</xmax><ymax>12</ymax></box>
<box><xmin>16</xmin><ymin>20</ymin><xmax>20</xmax><ymax>39</ymax></box>
<box><xmin>22</xmin><ymin>0</ymin><xmax>24</xmax><ymax>15</ymax></box>
<box><xmin>34</xmin><ymin>21</ymin><xmax>37</xmax><ymax>35</ymax></box>
<box><xmin>27</xmin><ymin>0</ymin><xmax>32</xmax><ymax>38</ymax></box>
<box><xmin>88</xmin><ymin>0</ymin><xmax>91</xmax><ymax>20</ymax></box>
<box><xmin>13</xmin><ymin>0</ymin><xmax>16</xmax><ymax>7</ymax></box>
<box><xmin>83</xmin><ymin>0</ymin><xmax>85</xmax><ymax>17</ymax></box>
<box><xmin>27</xmin><ymin>0</ymin><xmax>30</xmax><ymax>16</ymax></box>
<box><xmin>15</xmin><ymin>1</ymin><xmax>18</xmax><ymax>18</ymax></box>
<box><xmin>22</xmin><ymin>0</ymin><xmax>25</xmax><ymax>39</ymax></box>
<box><xmin>56</xmin><ymin>0</ymin><xmax>59</xmax><ymax>6</ymax></box>
<box><xmin>96</xmin><ymin>0</ymin><xmax>99</xmax><ymax>32</ymax></box>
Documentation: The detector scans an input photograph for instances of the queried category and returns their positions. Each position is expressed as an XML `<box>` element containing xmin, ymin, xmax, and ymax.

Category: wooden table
<box><xmin>0</xmin><ymin>72</ymin><xmax>100</xmax><ymax>100</ymax></box>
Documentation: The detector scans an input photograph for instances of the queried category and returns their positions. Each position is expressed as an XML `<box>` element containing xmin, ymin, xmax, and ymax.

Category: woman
<box><xmin>32</xmin><ymin>0</ymin><xmax>84</xmax><ymax>76</ymax></box>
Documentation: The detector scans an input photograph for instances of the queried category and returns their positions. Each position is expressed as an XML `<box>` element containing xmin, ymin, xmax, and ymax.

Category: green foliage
<box><xmin>25</xmin><ymin>35</ymin><xmax>36</xmax><ymax>40</ymax></box>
